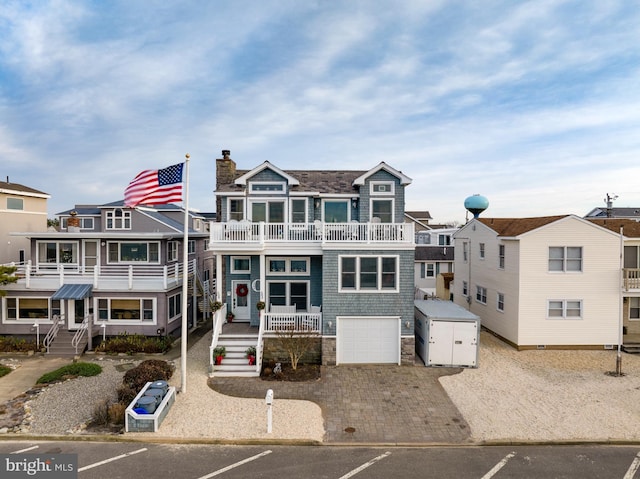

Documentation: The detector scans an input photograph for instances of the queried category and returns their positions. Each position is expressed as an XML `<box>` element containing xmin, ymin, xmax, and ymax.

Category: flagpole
<box><xmin>180</xmin><ymin>153</ymin><xmax>191</xmax><ymax>393</ymax></box>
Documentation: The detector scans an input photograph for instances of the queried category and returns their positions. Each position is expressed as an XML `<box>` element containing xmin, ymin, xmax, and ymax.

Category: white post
<box><xmin>265</xmin><ymin>389</ymin><xmax>273</xmax><ymax>433</ymax></box>
<box><xmin>180</xmin><ymin>154</ymin><xmax>191</xmax><ymax>393</ymax></box>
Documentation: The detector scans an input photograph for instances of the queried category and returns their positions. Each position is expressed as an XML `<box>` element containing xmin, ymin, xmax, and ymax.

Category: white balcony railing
<box><xmin>209</xmin><ymin>221</ymin><xmax>414</xmax><ymax>246</ymax></box>
<box><xmin>6</xmin><ymin>259</ymin><xmax>195</xmax><ymax>290</ymax></box>
<box><xmin>624</xmin><ymin>268</ymin><xmax>640</xmax><ymax>291</ymax></box>
<box><xmin>264</xmin><ymin>312</ymin><xmax>321</xmax><ymax>332</ymax></box>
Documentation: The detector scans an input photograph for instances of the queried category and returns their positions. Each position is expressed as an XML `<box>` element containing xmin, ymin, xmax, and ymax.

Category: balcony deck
<box><xmin>4</xmin><ymin>260</ymin><xmax>191</xmax><ymax>292</ymax></box>
<box><xmin>209</xmin><ymin>221</ymin><xmax>414</xmax><ymax>251</ymax></box>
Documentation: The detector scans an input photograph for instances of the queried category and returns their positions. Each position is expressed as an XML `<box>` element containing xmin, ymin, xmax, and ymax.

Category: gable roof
<box><xmin>234</xmin><ymin>161</ymin><xmax>300</xmax><ymax>186</ymax></box>
<box><xmin>477</xmin><ymin>216</ymin><xmax>570</xmax><ymax>237</ymax></box>
<box><xmin>217</xmin><ymin>169</ymin><xmax>367</xmax><ymax>194</ymax></box>
<box><xmin>587</xmin><ymin>218</ymin><xmax>640</xmax><ymax>238</ymax></box>
<box><xmin>0</xmin><ymin>180</ymin><xmax>49</xmax><ymax>198</ymax></box>
<box><xmin>352</xmin><ymin>162</ymin><xmax>412</xmax><ymax>186</ymax></box>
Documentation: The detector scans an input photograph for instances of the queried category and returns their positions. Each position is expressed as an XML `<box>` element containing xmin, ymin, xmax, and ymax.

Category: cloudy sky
<box><xmin>2</xmin><ymin>1</ymin><xmax>639</xmax><ymax>223</ymax></box>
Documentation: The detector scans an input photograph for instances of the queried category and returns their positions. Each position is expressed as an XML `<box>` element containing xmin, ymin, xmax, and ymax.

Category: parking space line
<box><xmin>11</xmin><ymin>445</ymin><xmax>39</xmax><ymax>454</ymax></box>
<box><xmin>196</xmin><ymin>450</ymin><xmax>272</xmax><ymax>479</ymax></box>
<box><xmin>77</xmin><ymin>447</ymin><xmax>147</xmax><ymax>472</ymax></box>
<box><xmin>481</xmin><ymin>452</ymin><xmax>517</xmax><ymax>479</ymax></box>
<box><xmin>623</xmin><ymin>451</ymin><xmax>640</xmax><ymax>479</ymax></box>
<box><xmin>338</xmin><ymin>451</ymin><xmax>392</xmax><ymax>479</ymax></box>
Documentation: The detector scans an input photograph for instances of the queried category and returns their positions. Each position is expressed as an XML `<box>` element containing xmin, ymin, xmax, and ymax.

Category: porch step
<box><xmin>212</xmin><ymin>336</ymin><xmax>259</xmax><ymax>377</ymax></box>
<box><xmin>622</xmin><ymin>343</ymin><xmax>640</xmax><ymax>354</ymax></box>
<box><xmin>47</xmin><ymin>330</ymin><xmax>87</xmax><ymax>358</ymax></box>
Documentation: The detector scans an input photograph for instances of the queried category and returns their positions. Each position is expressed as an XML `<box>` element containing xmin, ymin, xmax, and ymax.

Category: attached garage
<box><xmin>336</xmin><ymin>316</ymin><xmax>400</xmax><ymax>364</ymax></box>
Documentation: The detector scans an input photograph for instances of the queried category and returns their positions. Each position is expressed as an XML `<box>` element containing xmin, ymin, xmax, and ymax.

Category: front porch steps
<box><xmin>47</xmin><ymin>330</ymin><xmax>87</xmax><ymax>358</ymax></box>
<box><xmin>212</xmin><ymin>334</ymin><xmax>260</xmax><ymax>377</ymax></box>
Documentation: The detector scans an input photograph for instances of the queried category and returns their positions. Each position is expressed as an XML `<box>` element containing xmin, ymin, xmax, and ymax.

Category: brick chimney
<box><xmin>216</xmin><ymin>150</ymin><xmax>236</xmax><ymax>220</ymax></box>
<box><xmin>67</xmin><ymin>210</ymin><xmax>80</xmax><ymax>232</ymax></box>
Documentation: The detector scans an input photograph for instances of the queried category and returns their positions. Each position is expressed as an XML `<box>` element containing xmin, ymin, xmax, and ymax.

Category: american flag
<box><xmin>124</xmin><ymin>162</ymin><xmax>184</xmax><ymax>207</ymax></box>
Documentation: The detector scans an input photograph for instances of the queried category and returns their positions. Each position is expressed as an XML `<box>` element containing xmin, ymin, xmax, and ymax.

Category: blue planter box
<box><xmin>125</xmin><ymin>381</ymin><xmax>176</xmax><ymax>432</ymax></box>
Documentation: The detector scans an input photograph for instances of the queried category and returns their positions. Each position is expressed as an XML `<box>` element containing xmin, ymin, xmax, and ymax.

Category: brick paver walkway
<box><xmin>210</xmin><ymin>364</ymin><xmax>471</xmax><ymax>444</ymax></box>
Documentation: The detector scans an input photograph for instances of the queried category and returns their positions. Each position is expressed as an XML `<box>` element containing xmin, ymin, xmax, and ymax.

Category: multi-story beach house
<box><xmin>208</xmin><ymin>150</ymin><xmax>416</xmax><ymax>375</ymax></box>
<box><xmin>1</xmin><ymin>201</ymin><xmax>213</xmax><ymax>355</ymax></box>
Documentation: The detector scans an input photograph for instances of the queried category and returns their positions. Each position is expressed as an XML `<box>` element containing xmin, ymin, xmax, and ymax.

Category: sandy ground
<box><xmin>439</xmin><ymin>331</ymin><xmax>640</xmax><ymax>443</ymax></box>
<box><xmin>128</xmin><ymin>332</ymin><xmax>325</xmax><ymax>442</ymax></box>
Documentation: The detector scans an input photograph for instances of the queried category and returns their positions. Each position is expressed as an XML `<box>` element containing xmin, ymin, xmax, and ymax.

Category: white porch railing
<box><xmin>209</xmin><ymin>304</ymin><xmax>227</xmax><ymax>370</ymax></box>
<box><xmin>209</xmin><ymin>221</ymin><xmax>414</xmax><ymax>245</ymax></box>
<box><xmin>7</xmin><ymin>259</ymin><xmax>195</xmax><ymax>290</ymax></box>
<box><xmin>264</xmin><ymin>312</ymin><xmax>322</xmax><ymax>332</ymax></box>
<box><xmin>624</xmin><ymin>268</ymin><xmax>640</xmax><ymax>291</ymax></box>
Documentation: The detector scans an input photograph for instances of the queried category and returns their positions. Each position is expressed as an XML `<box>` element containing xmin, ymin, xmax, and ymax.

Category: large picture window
<box><xmin>97</xmin><ymin>298</ymin><xmax>155</xmax><ymax>322</ymax></box>
<box><xmin>324</xmin><ymin>201</ymin><xmax>349</xmax><ymax>223</ymax></box>
<box><xmin>5</xmin><ymin>297</ymin><xmax>60</xmax><ymax>321</ymax></box>
<box><xmin>339</xmin><ymin>255</ymin><xmax>398</xmax><ymax>292</ymax></box>
<box><xmin>108</xmin><ymin>242</ymin><xmax>160</xmax><ymax>263</ymax></box>
<box><xmin>37</xmin><ymin>241</ymin><xmax>78</xmax><ymax>267</ymax></box>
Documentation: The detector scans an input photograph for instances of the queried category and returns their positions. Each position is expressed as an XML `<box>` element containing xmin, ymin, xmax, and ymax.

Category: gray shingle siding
<box><xmin>321</xmin><ymin>249</ymin><xmax>414</xmax><ymax>335</ymax></box>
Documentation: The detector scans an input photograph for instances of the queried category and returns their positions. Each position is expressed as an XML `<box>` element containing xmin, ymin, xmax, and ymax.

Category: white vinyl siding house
<box><xmin>454</xmin><ymin>215</ymin><xmax>621</xmax><ymax>348</ymax></box>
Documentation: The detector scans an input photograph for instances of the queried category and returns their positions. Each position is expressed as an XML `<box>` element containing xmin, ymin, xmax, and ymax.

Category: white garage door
<box><xmin>337</xmin><ymin>316</ymin><xmax>400</xmax><ymax>364</ymax></box>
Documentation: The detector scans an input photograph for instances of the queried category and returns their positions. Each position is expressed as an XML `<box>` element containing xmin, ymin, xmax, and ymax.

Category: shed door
<box><xmin>428</xmin><ymin>320</ymin><xmax>477</xmax><ymax>367</ymax></box>
<box><xmin>337</xmin><ymin>317</ymin><xmax>400</xmax><ymax>364</ymax></box>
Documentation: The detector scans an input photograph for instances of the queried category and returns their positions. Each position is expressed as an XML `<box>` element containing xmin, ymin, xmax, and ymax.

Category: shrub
<box><xmin>36</xmin><ymin>362</ymin><xmax>102</xmax><ymax>384</ymax></box>
<box><xmin>121</xmin><ymin>359</ymin><xmax>174</xmax><ymax>391</ymax></box>
<box><xmin>95</xmin><ymin>333</ymin><xmax>172</xmax><ymax>355</ymax></box>
<box><xmin>0</xmin><ymin>364</ymin><xmax>11</xmax><ymax>378</ymax></box>
<box><xmin>92</xmin><ymin>398</ymin><xmax>111</xmax><ymax>426</ymax></box>
<box><xmin>0</xmin><ymin>336</ymin><xmax>39</xmax><ymax>352</ymax></box>
<box><xmin>108</xmin><ymin>402</ymin><xmax>127</xmax><ymax>425</ymax></box>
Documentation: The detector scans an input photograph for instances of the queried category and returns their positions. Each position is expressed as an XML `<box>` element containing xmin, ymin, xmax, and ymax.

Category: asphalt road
<box><xmin>1</xmin><ymin>441</ymin><xmax>639</xmax><ymax>478</ymax></box>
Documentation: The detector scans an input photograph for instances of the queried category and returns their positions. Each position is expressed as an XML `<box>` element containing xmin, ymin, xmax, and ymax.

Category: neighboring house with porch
<box><xmin>452</xmin><ymin>215</ymin><xmax>622</xmax><ymax>349</ymax></box>
<box><xmin>1</xmin><ymin>201</ymin><xmax>213</xmax><ymax>356</ymax></box>
<box><xmin>0</xmin><ymin>179</ymin><xmax>50</xmax><ymax>264</ymax></box>
<box><xmin>208</xmin><ymin>150</ymin><xmax>416</xmax><ymax>375</ymax></box>
<box><xmin>414</xmin><ymin>227</ymin><xmax>457</xmax><ymax>299</ymax></box>
<box><xmin>586</xmin><ymin>218</ymin><xmax>640</xmax><ymax>345</ymax></box>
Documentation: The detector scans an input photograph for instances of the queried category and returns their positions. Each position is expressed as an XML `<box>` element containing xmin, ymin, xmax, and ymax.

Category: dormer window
<box><xmin>249</xmin><ymin>181</ymin><xmax>285</xmax><ymax>193</ymax></box>
<box><xmin>370</xmin><ymin>181</ymin><xmax>394</xmax><ymax>195</ymax></box>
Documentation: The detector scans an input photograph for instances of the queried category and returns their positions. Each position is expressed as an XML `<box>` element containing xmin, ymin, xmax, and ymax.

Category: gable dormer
<box><xmin>353</xmin><ymin>162</ymin><xmax>412</xmax><ymax>223</ymax></box>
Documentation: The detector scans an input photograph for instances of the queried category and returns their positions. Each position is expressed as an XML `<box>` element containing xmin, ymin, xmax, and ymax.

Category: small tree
<box><xmin>274</xmin><ymin>325</ymin><xmax>319</xmax><ymax>370</ymax></box>
<box><xmin>0</xmin><ymin>265</ymin><xmax>18</xmax><ymax>297</ymax></box>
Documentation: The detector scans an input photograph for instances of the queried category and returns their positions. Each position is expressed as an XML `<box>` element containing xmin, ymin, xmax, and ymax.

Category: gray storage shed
<box><xmin>414</xmin><ymin>299</ymin><xmax>480</xmax><ymax>368</ymax></box>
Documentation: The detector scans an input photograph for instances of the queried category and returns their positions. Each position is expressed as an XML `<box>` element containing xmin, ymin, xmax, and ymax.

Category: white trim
<box><xmin>231</xmin><ymin>256</ymin><xmax>251</xmax><ymax>273</ymax></box>
<box><xmin>370</xmin><ymin>181</ymin><xmax>395</xmax><ymax>195</ymax></box>
<box><xmin>234</xmin><ymin>161</ymin><xmax>300</xmax><ymax>186</ymax></box>
<box><xmin>352</xmin><ymin>162</ymin><xmax>412</xmax><ymax>186</ymax></box>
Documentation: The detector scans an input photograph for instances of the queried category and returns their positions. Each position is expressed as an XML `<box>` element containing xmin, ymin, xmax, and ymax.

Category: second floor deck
<box><xmin>209</xmin><ymin>221</ymin><xmax>415</xmax><ymax>251</ymax></box>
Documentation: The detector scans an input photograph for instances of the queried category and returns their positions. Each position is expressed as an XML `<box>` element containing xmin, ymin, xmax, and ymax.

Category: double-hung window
<box><xmin>167</xmin><ymin>241</ymin><xmax>178</xmax><ymax>262</ymax></box>
<box><xmin>547</xmin><ymin>300</ymin><xmax>582</xmax><ymax>319</ymax></box>
<box><xmin>106</xmin><ymin>209</ymin><xmax>131</xmax><ymax>230</ymax></box>
<box><xmin>498</xmin><ymin>244</ymin><xmax>505</xmax><ymax>269</ymax></box>
<box><xmin>479</xmin><ymin>243</ymin><xmax>485</xmax><ymax>259</ymax></box>
<box><xmin>497</xmin><ymin>293</ymin><xmax>505</xmax><ymax>312</ymax></box>
<box><xmin>339</xmin><ymin>255</ymin><xmax>398</xmax><ymax>292</ymax></box>
<box><xmin>630</xmin><ymin>297</ymin><xmax>640</xmax><ymax>320</ymax></box>
<box><xmin>476</xmin><ymin>286</ymin><xmax>487</xmax><ymax>304</ymax></box>
<box><xmin>549</xmin><ymin>247</ymin><xmax>582</xmax><ymax>272</ymax></box>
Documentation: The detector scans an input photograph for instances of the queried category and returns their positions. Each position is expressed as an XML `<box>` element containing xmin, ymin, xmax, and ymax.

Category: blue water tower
<box><xmin>464</xmin><ymin>194</ymin><xmax>489</xmax><ymax>219</ymax></box>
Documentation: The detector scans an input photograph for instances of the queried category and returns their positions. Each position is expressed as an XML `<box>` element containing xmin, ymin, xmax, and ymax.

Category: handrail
<box><xmin>71</xmin><ymin>314</ymin><xmax>92</xmax><ymax>355</ymax></box>
<box><xmin>209</xmin><ymin>303</ymin><xmax>227</xmax><ymax>370</ymax></box>
<box><xmin>43</xmin><ymin>314</ymin><xmax>64</xmax><ymax>353</ymax></box>
<box><xmin>255</xmin><ymin>309</ymin><xmax>265</xmax><ymax>374</ymax></box>
<box><xmin>264</xmin><ymin>312</ymin><xmax>321</xmax><ymax>332</ymax></box>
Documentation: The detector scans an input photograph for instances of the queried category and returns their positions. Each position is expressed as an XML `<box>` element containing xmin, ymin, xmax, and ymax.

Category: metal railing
<box><xmin>43</xmin><ymin>314</ymin><xmax>64</xmax><ymax>353</ymax></box>
<box><xmin>71</xmin><ymin>314</ymin><xmax>93</xmax><ymax>354</ymax></box>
